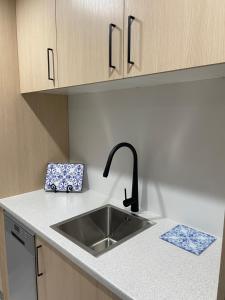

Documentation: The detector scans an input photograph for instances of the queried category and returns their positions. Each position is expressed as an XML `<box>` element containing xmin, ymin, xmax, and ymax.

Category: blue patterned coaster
<box><xmin>160</xmin><ymin>225</ymin><xmax>216</xmax><ymax>255</ymax></box>
<box><xmin>45</xmin><ymin>163</ymin><xmax>84</xmax><ymax>192</ymax></box>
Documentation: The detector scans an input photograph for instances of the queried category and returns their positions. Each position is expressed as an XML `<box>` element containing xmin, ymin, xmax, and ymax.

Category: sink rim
<box><xmin>51</xmin><ymin>204</ymin><xmax>155</xmax><ymax>257</ymax></box>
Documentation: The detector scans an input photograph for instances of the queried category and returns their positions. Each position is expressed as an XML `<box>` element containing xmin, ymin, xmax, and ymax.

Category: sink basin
<box><xmin>51</xmin><ymin>205</ymin><xmax>154</xmax><ymax>256</ymax></box>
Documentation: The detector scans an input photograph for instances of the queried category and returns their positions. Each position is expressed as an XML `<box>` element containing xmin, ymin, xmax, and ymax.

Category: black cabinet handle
<box><xmin>47</xmin><ymin>48</ymin><xmax>55</xmax><ymax>81</ymax></box>
<box><xmin>128</xmin><ymin>16</ymin><xmax>135</xmax><ymax>65</ymax></box>
<box><xmin>109</xmin><ymin>23</ymin><xmax>116</xmax><ymax>69</ymax></box>
<box><xmin>36</xmin><ymin>245</ymin><xmax>43</xmax><ymax>277</ymax></box>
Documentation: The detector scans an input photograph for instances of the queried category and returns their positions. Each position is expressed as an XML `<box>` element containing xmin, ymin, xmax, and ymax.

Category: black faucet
<box><xmin>103</xmin><ymin>142</ymin><xmax>139</xmax><ymax>212</ymax></box>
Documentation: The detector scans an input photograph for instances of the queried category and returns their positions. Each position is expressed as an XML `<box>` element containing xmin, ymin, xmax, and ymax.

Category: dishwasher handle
<box><xmin>11</xmin><ymin>231</ymin><xmax>25</xmax><ymax>246</ymax></box>
<box><xmin>36</xmin><ymin>245</ymin><xmax>43</xmax><ymax>277</ymax></box>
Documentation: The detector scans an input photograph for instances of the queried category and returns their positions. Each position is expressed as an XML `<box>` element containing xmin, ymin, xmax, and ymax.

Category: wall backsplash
<box><xmin>69</xmin><ymin>78</ymin><xmax>225</xmax><ymax>236</ymax></box>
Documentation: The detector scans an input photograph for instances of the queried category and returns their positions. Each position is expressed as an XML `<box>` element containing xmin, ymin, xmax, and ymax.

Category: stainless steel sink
<box><xmin>51</xmin><ymin>205</ymin><xmax>155</xmax><ymax>256</ymax></box>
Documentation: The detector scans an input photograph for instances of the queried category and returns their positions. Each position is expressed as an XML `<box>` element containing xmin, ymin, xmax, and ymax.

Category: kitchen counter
<box><xmin>0</xmin><ymin>190</ymin><xmax>222</xmax><ymax>300</ymax></box>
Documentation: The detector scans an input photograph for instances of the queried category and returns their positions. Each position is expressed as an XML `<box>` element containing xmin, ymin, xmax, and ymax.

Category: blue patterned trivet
<box><xmin>45</xmin><ymin>163</ymin><xmax>84</xmax><ymax>192</ymax></box>
<box><xmin>160</xmin><ymin>225</ymin><xmax>216</xmax><ymax>255</ymax></box>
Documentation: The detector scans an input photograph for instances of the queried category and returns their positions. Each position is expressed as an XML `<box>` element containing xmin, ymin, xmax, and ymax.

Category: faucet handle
<box><xmin>123</xmin><ymin>188</ymin><xmax>135</xmax><ymax>208</ymax></box>
<box><xmin>124</xmin><ymin>188</ymin><xmax>127</xmax><ymax>200</ymax></box>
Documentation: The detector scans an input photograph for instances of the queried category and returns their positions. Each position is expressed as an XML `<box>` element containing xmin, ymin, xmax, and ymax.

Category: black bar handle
<box><xmin>128</xmin><ymin>16</ymin><xmax>135</xmax><ymax>65</ymax></box>
<box><xmin>47</xmin><ymin>48</ymin><xmax>54</xmax><ymax>81</ymax></box>
<box><xmin>109</xmin><ymin>23</ymin><xmax>116</xmax><ymax>69</ymax></box>
<box><xmin>36</xmin><ymin>245</ymin><xmax>43</xmax><ymax>277</ymax></box>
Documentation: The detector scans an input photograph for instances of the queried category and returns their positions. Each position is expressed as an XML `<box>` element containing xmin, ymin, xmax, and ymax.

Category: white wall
<box><xmin>69</xmin><ymin>78</ymin><xmax>225</xmax><ymax>236</ymax></box>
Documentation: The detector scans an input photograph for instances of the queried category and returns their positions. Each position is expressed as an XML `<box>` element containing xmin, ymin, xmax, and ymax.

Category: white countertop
<box><xmin>0</xmin><ymin>189</ymin><xmax>222</xmax><ymax>300</ymax></box>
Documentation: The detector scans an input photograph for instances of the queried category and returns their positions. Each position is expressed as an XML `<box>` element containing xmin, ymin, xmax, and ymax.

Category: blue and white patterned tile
<box><xmin>45</xmin><ymin>163</ymin><xmax>84</xmax><ymax>192</ymax></box>
<box><xmin>160</xmin><ymin>224</ymin><xmax>216</xmax><ymax>255</ymax></box>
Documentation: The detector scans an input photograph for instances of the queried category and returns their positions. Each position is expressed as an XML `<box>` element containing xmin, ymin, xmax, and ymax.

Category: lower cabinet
<box><xmin>36</xmin><ymin>237</ymin><xmax>120</xmax><ymax>300</ymax></box>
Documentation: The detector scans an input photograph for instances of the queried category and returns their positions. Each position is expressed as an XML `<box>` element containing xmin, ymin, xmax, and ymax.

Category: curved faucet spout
<box><xmin>103</xmin><ymin>142</ymin><xmax>139</xmax><ymax>212</ymax></box>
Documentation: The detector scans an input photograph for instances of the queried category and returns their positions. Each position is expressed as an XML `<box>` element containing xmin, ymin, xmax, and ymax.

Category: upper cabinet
<box><xmin>16</xmin><ymin>0</ymin><xmax>225</xmax><ymax>93</ymax></box>
<box><xmin>124</xmin><ymin>0</ymin><xmax>225</xmax><ymax>77</ymax></box>
<box><xmin>16</xmin><ymin>0</ymin><xmax>58</xmax><ymax>93</ymax></box>
<box><xmin>56</xmin><ymin>0</ymin><xmax>124</xmax><ymax>88</ymax></box>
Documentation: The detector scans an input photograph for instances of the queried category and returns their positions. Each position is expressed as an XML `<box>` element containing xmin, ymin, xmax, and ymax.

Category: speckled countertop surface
<box><xmin>0</xmin><ymin>190</ymin><xmax>222</xmax><ymax>300</ymax></box>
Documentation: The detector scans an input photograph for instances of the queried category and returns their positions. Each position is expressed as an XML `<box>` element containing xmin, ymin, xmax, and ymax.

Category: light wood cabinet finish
<box><xmin>56</xmin><ymin>0</ymin><xmax>124</xmax><ymax>88</ymax></box>
<box><xmin>16</xmin><ymin>0</ymin><xmax>58</xmax><ymax>92</ymax></box>
<box><xmin>16</xmin><ymin>0</ymin><xmax>225</xmax><ymax>91</ymax></box>
<box><xmin>0</xmin><ymin>0</ymin><xmax>69</xmax><ymax>198</ymax></box>
<box><xmin>124</xmin><ymin>0</ymin><xmax>225</xmax><ymax>78</ymax></box>
<box><xmin>36</xmin><ymin>237</ymin><xmax>120</xmax><ymax>300</ymax></box>
<box><xmin>0</xmin><ymin>91</ymin><xmax>69</xmax><ymax>198</ymax></box>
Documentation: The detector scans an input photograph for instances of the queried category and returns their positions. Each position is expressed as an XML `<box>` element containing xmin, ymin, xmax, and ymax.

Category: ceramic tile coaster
<box><xmin>160</xmin><ymin>224</ymin><xmax>216</xmax><ymax>255</ymax></box>
<box><xmin>45</xmin><ymin>163</ymin><xmax>84</xmax><ymax>192</ymax></box>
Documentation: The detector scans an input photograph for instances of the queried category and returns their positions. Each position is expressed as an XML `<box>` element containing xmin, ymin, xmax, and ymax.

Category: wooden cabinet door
<box><xmin>56</xmin><ymin>0</ymin><xmax>124</xmax><ymax>88</ymax></box>
<box><xmin>16</xmin><ymin>0</ymin><xmax>58</xmax><ymax>93</ymax></box>
<box><xmin>36</xmin><ymin>238</ymin><xmax>119</xmax><ymax>300</ymax></box>
<box><xmin>124</xmin><ymin>0</ymin><xmax>225</xmax><ymax>78</ymax></box>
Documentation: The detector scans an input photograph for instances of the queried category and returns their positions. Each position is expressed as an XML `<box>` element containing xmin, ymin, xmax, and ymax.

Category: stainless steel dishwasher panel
<box><xmin>4</xmin><ymin>213</ymin><xmax>37</xmax><ymax>300</ymax></box>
